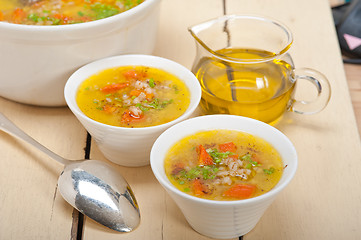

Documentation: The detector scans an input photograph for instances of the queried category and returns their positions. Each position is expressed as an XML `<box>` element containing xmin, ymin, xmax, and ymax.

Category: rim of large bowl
<box><xmin>64</xmin><ymin>54</ymin><xmax>202</xmax><ymax>132</ymax></box>
<box><xmin>150</xmin><ymin>114</ymin><xmax>298</xmax><ymax>206</ymax></box>
<box><xmin>0</xmin><ymin>0</ymin><xmax>160</xmax><ymax>32</ymax></box>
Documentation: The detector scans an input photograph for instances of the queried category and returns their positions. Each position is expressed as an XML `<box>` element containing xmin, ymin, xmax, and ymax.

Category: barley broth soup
<box><xmin>164</xmin><ymin>129</ymin><xmax>284</xmax><ymax>200</ymax></box>
<box><xmin>0</xmin><ymin>0</ymin><xmax>144</xmax><ymax>25</ymax></box>
<box><xmin>76</xmin><ymin>66</ymin><xmax>190</xmax><ymax>128</ymax></box>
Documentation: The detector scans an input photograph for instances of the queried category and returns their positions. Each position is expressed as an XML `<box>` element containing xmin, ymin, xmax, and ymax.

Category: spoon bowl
<box><xmin>0</xmin><ymin>112</ymin><xmax>140</xmax><ymax>232</ymax></box>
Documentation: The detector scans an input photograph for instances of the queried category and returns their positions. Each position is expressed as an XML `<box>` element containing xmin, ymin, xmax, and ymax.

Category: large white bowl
<box><xmin>0</xmin><ymin>0</ymin><xmax>161</xmax><ymax>106</ymax></box>
<box><xmin>150</xmin><ymin>115</ymin><xmax>298</xmax><ymax>239</ymax></box>
<box><xmin>65</xmin><ymin>54</ymin><xmax>202</xmax><ymax>167</ymax></box>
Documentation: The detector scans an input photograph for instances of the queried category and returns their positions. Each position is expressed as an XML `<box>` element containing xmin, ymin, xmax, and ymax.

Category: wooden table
<box><xmin>346</xmin><ymin>63</ymin><xmax>361</xmax><ymax>135</ymax></box>
<box><xmin>1</xmin><ymin>0</ymin><xmax>361</xmax><ymax>239</ymax></box>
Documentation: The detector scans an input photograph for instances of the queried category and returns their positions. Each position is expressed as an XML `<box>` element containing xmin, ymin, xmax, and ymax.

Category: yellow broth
<box><xmin>76</xmin><ymin>66</ymin><xmax>190</xmax><ymax>128</ymax></box>
<box><xmin>164</xmin><ymin>130</ymin><xmax>284</xmax><ymax>201</ymax></box>
<box><xmin>0</xmin><ymin>0</ymin><xmax>144</xmax><ymax>25</ymax></box>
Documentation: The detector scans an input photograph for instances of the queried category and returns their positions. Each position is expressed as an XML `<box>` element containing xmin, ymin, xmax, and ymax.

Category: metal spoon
<box><xmin>0</xmin><ymin>113</ymin><xmax>140</xmax><ymax>232</ymax></box>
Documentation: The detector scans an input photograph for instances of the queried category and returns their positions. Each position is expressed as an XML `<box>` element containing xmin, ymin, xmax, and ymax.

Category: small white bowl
<box><xmin>0</xmin><ymin>0</ymin><xmax>160</xmax><ymax>106</ymax></box>
<box><xmin>150</xmin><ymin>115</ymin><xmax>297</xmax><ymax>238</ymax></box>
<box><xmin>64</xmin><ymin>54</ymin><xmax>201</xmax><ymax>167</ymax></box>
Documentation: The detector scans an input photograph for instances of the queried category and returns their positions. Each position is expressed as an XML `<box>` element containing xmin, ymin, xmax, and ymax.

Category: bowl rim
<box><xmin>64</xmin><ymin>54</ymin><xmax>202</xmax><ymax>132</ymax></box>
<box><xmin>0</xmin><ymin>0</ymin><xmax>160</xmax><ymax>32</ymax></box>
<box><xmin>150</xmin><ymin>114</ymin><xmax>298</xmax><ymax>206</ymax></box>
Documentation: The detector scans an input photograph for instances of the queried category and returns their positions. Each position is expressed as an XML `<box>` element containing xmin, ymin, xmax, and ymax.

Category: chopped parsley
<box><xmin>148</xmin><ymin>98</ymin><xmax>173</xmax><ymax>109</ymax></box>
<box><xmin>263</xmin><ymin>167</ymin><xmax>275</xmax><ymax>175</ymax></box>
<box><xmin>148</xmin><ymin>78</ymin><xmax>155</xmax><ymax>88</ymax></box>
<box><xmin>90</xmin><ymin>3</ymin><xmax>120</xmax><ymax>20</ymax></box>
<box><xmin>206</xmin><ymin>148</ymin><xmax>234</xmax><ymax>163</ymax></box>
<box><xmin>174</xmin><ymin>165</ymin><xmax>219</xmax><ymax>184</ymax></box>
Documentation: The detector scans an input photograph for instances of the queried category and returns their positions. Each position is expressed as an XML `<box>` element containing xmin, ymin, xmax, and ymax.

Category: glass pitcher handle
<box><xmin>289</xmin><ymin>68</ymin><xmax>331</xmax><ymax>114</ymax></box>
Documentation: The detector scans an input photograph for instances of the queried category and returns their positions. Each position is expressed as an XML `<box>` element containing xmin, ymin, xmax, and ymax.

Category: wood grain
<box><xmin>0</xmin><ymin>102</ymin><xmax>86</xmax><ymax>239</ymax></box>
<box><xmin>345</xmin><ymin>63</ymin><xmax>361</xmax><ymax>135</ymax></box>
<box><xmin>226</xmin><ymin>0</ymin><xmax>361</xmax><ymax>239</ymax></box>
<box><xmin>83</xmin><ymin>0</ymin><xmax>361</xmax><ymax>239</ymax></box>
<box><xmin>1</xmin><ymin>0</ymin><xmax>360</xmax><ymax>239</ymax></box>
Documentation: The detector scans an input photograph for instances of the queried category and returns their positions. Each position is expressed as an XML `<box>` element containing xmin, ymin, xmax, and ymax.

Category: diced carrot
<box><xmin>145</xmin><ymin>92</ymin><xmax>154</xmax><ymax>100</ymax></box>
<box><xmin>123</xmin><ymin>70</ymin><xmax>139</xmax><ymax>80</ymax></box>
<box><xmin>251</xmin><ymin>154</ymin><xmax>261</xmax><ymax>165</ymax></box>
<box><xmin>192</xmin><ymin>179</ymin><xmax>207</xmax><ymax>196</ymax></box>
<box><xmin>229</xmin><ymin>154</ymin><xmax>239</xmax><ymax>160</ymax></box>
<box><xmin>121</xmin><ymin>110</ymin><xmax>132</xmax><ymax>123</ymax></box>
<box><xmin>223</xmin><ymin>184</ymin><xmax>256</xmax><ymax>199</ymax></box>
<box><xmin>100</xmin><ymin>83</ymin><xmax>129</xmax><ymax>93</ymax></box>
<box><xmin>130</xmin><ymin>89</ymin><xmax>142</xmax><ymax>97</ymax></box>
<box><xmin>53</xmin><ymin>14</ymin><xmax>72</xmax><ymax>24</ymax></box>
<box><xmin>79</xmin><ymin>16</ymin><xmax>93</xmax><ymax>23</ymax></box>
<box><xmin>121</xmin><ymin>110</ymin><xmax>144</xmax><ymax>124</ymax></box>
<box><xmin>171</xmin><ymin>162</ymin><xmax>185</xmax><ymax>175</ymax></box>
<box><xmin>197</xmin><ymin>145</ymin><xmax>214</xmax><ymax>166</ymax></box>
<box><xmin>174</xmin><ymin>162</ymin><xmax>185</xmax><ymax>169</ymax></box>
<box><xmin>102</xmin><ymin>104</ymin><xmax>116</xmax><ymax>114</ymax></box>
<box><xmin>123</xmin><ymin>69</ymin><xmax>148</xmax><ymax>80</ymax></box>
<box><xmin>53</xmin><ymin>14</ymin><xmax>62</xmax><ymax>19</ymax></box>
<box><xmin>219</xmin><ymin>142</ymin><xmax>237</xmax><ymax>153</ymax></box>
<box><xmin>12</xmin><ymin>8</ymin><xmax>26</xmax><ymax>24</ymax></box>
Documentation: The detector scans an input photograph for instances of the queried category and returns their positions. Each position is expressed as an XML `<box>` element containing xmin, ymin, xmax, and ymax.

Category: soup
<box><xmin>76</xmin><ymin>66</ymin><xmax>190</xmax><ymax>128</ymax></box>
<box><xmin>164</xmin><ymin>130</ymin><xmax>284</xmax><ymax>201</ymax></box>
<box><xmin>0</xmin><ymin>0</ymin><xmax>144</xmax><ymax>25</ymax></box>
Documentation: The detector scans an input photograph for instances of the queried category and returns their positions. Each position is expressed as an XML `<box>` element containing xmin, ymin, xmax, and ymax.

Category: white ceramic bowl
<box><xmin>0</xmin><ymin>0</ymin><xmax>161</xmax><ymax>106</ymax></box>
<box><xmin>65</xmin><ymin>54</ymin><xmax>201</xmax><ymax>167</ymax></box>
<box><xmin>150</xmin><ymin>115</ymin><xmax>298</xmax><ymax>239</ymax></box>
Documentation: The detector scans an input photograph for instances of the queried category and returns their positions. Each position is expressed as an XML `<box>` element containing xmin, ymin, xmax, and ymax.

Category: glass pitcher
<box><xmin>189</xmin><ymin>15</ymin><xmax>331</xmax><ymax>125</ymax></box>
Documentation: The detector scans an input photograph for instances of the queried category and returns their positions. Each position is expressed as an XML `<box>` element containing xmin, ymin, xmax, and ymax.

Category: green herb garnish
<box><xmin>241</xmin><ymin>153</ymin><xmax>261</xmax><ymax>167</ymax></box>
<box><xmin>149</xmin><ymin>98</ymin><xmax>173</xmax><ymax>109</ymax></box>
<box><xmin>206</xmin><ymin>148</ymin><xmax>234</xmax><ymax>163</ymax></box>
<box><xmin>148</xmin><ymin>78</ymin><xmax>155</xmax><ymax>88</ymax></box>
<box><xmin>135</xmin><ymin>103</ymin><xmax>149</xmax><ymax>111</ymax></box>
<box><xmin>241</xmin><ymin>153</ymin><xmax>251</xmax><ymax>161</ymax></box>
<box><xmin>90</xmin><ymin>3</ymin><xmax>120</xmax><ymax>20</ymax></box>
<box><xmin>28</xmin><ymin>14</ymin><xmax>39</xmax><ymax>22</ymax></box>
<box><xmin>173</xmin><ymin>85</ymin><xmax>179</xmax><ymax>94</ymax></box>
<box><xmin>263</xmin><ymin>167</ymin><xmax>275</xmax><ymax>175</ymax></box>
<box><xmin>175</xmin><ymin>165</ymin><xmax>219</xmax><ymax>181</ymax></box>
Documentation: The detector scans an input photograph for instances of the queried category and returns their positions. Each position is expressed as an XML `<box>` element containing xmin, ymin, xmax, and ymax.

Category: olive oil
<box><xmin>193</xmin><ymin>48</ymin><xmax>295</xmax><ymax>124</ymax></box>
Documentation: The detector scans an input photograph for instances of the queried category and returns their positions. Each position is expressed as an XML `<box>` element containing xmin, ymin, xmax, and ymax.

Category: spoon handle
<box><xmin>0</xmin><ymin>112</ymin><xmax>70</xmax><ymax>166</ymax></box>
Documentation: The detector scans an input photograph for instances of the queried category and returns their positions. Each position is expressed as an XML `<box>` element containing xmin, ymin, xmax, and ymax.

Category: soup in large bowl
<box><xmin>0</xmin><ymin>0</ymin><xmax>144</xmax><ymax>25</ymax></box>
<box><xmin>0</xmin><ymin>0</ymin><xmax>160</xmax><ymax>106</ymax></box>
